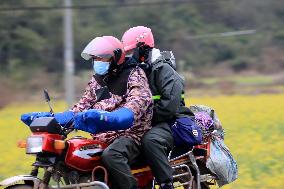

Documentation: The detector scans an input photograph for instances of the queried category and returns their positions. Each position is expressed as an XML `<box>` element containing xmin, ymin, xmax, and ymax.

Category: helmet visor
<box><xmin>81</xmin><ymin>38</ymin><xmax>113</xmax><ymax>61</ymax></box>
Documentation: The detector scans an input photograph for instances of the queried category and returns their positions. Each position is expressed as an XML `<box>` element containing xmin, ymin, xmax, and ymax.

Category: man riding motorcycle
<box><xmin>121</xmin><ymin>26</ymin><xmax>194</xmax><ymax>189</ymax></box>
<box><xmin>21</xmin><ymin>36</ymin><xmax>153</xmax><ymax>189</ymax></box>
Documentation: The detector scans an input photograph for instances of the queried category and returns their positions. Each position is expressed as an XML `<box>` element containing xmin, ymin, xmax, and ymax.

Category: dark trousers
<box><xmin>141</xmin><ymin>122</ymin><xmax>174</xmax><ymax>184</ymax></box>
<box><xmin>101</xmin><ymin>136</ymin><xmax>141</xmax><ymax>189</ymax></box>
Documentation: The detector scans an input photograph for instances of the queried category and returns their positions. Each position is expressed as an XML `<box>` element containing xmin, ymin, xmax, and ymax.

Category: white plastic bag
<box><xmin>206</xmin><ymin>137</ymin><xmax>238</xmax><ymax>187</ymax></box>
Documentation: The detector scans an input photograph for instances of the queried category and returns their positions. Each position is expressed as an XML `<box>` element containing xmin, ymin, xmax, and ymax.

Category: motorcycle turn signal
<box><xmin>54</xmin><ymin>140</ymin><xmax>66</xmax><ymax>150</ymax></box>
<box><xmin>17</xmin><ymin>140</ymin><xmax>27</xmax><ymax>148</ymax></box>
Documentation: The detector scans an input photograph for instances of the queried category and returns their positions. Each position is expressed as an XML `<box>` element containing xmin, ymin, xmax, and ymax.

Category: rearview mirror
<box><xmin>43</xmin><ymin>89</ymin><xmax>54</xmax><ymax>114</ymax></box>
<box><xmin>44</xmin><ymin>89</ymin><xmax>51</xmax><ymax>102</ymax></box>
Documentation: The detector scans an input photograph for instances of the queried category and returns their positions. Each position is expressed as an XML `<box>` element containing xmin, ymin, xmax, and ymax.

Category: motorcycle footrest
<box><xmin>200</xmin><ymin>174</ymin><xmax>216</xmax><ymax>182</ymax></box>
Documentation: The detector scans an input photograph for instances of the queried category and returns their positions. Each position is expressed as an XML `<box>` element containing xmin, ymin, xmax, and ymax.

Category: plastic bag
<box><xmin>206</xmin><ymin>137</ymin><xmax>238</xmax><ymax>187</ymax></box>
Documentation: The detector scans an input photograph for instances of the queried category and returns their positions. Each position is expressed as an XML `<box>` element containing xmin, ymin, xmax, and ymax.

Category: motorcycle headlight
<box><xmin>26</xmin><ymin>136</ymin><xmax>43</xmax><ymax>154</ymax></box>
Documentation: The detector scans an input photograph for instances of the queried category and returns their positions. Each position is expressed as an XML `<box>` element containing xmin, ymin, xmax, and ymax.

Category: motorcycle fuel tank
<box><xmin>65</xmin><ymin>137</ymin><xmax>108</xmax><ymax>172</ymax></box>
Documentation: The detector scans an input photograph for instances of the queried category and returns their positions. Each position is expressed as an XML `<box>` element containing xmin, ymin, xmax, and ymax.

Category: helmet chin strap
<box><xmin>108</xmin><ymin>61</ymin><xmax>121</xmax><ymax>77</ymax></box>
<box><xmin>113</xmin><ymin>48</ymin><xmax>122</xmax><ymax>65</ymax></box>
<box><xmin>106</xmin><ymin>48</ymin><xmax>123</xmax><ymax>76</ymax></box>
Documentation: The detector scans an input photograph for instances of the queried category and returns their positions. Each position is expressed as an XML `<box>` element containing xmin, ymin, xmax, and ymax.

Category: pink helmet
<box><xmin>81</xmin><ymin>36</ymin><xmax>126</xmax><ymax>65</ymax></box>
<box><xmin>121</xmin><ymin>26</ymin><xmax>154</xmax><ymax>51</ymax></box>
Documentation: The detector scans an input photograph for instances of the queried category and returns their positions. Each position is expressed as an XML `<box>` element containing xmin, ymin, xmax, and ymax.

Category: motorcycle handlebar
<box><xmin>60</xmin><ymin>122</ymin><xmax>75</xmax><ymax>138</ymax></box>
<box><xmin>64</xmin><ymin>128</ymin><xmax>74</xmax><ymax>136</ymax></box>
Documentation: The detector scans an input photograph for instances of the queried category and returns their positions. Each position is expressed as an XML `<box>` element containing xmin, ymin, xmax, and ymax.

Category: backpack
<box><xmin>160</xmin><ymin>51</ymin><xmax>176</xmax><ymax>70</ymax></box>
<box><xmin>138</xmin><ymin>50</ymin><xmax>177</xmax><ymax>75</ymax></box>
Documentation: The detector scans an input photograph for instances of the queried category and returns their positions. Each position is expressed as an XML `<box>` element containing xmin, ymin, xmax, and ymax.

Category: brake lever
<box><xmin>65</xmin><ymin>128</ymin><xmax>74</xmax><ymax>136</ymax></box>
<box><xmin>63</xmin><ymin>122</ymin><xmax>78</xmax><ymax>136</ymax></box>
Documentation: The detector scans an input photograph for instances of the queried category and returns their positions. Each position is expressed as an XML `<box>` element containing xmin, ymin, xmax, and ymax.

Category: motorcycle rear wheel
<box><xmin>5</xmin><ymin>184</ymin><xmax>33</xmax><ymax>189</ymax></box>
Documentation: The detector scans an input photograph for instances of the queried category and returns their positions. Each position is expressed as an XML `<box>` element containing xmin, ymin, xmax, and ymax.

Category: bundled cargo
<box><xmin>189</xmin><ymin>105</ymin><xmax>238</xmax><ymax>187</ymax></box>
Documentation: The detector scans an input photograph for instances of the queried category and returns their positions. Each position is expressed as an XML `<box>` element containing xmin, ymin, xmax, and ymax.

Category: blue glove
<box><xmin>74</xmin><ymin>112</ymin><xmax>95</xmax><ymax>133</ymax></box>
<box><xmin>54</xmin><ymin>111</ymin><xmax>75</xmax><ymax>128</ymax></box>
<box><xmin>74</xmin><ymin>108</ymin><xmax>134</xmax><ymax>134</ymax></box>
<box><xmin>21</xmin><ymin>112</ymin><xmax>53</xmax><ymax>126</ymax></box>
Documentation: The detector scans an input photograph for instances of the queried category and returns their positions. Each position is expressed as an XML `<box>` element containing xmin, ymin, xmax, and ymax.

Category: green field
<box><xmin>0</xmin><ymin>94</ymin><xmax>284</xmax><ymax>189</ymax></box>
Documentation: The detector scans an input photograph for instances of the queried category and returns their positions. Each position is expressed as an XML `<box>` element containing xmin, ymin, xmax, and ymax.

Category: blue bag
<box><xmin>171</xmin><ymin>116</ymin><xmax>202</xmax><ymax>147</ymax></box>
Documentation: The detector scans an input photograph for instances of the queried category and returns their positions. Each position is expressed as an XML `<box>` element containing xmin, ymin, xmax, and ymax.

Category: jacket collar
<box><xmin>151</xmin><ymin>48</ymin><xmax>162</xmax><ymax>63</ymax></box>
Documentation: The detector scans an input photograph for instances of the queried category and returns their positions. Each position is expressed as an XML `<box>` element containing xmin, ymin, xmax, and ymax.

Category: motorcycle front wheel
<box><xmin>5</xmin><ymin>184</ymin><xmax>33</xmax><ymax>189</ymax></box>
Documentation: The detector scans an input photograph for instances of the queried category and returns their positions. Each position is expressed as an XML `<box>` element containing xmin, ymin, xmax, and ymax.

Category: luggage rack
<box><xmin>165</xmin><ymin>138</ymin><xmax>216</xmax><ymax>189</ymax></box>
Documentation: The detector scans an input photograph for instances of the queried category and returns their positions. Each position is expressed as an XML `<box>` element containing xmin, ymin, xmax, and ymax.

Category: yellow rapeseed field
<box><xmin>0</xmin><ymin>94</ymin><xmax>284</xmax><ymax>189</ymax></box>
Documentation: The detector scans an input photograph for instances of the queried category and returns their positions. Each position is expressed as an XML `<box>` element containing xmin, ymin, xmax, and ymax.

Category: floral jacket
<box><xmin>72</xmin><ymin>67</ymin><xmax>153</xmax><ymax>145</ymax></box>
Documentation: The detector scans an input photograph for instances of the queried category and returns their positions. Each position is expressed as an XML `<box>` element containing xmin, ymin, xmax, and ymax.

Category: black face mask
<box><xmin>124</xmin><ymin>47</ymin><xmax>145</xmax><ymax>66</ymax></box>
<box><xmin>143</xmin><ymin>47</ymin><xmax>152</xmax><ymax>64</ymax></box>
<box><xmin>134</xmin><ymin>43</ymin><xmax>152</xmax><ymax>64</ymax></box>
<box><xmin>127</xmin><ymin>46</ymin><xmax>152</xmax><ymax>75</ymax></box>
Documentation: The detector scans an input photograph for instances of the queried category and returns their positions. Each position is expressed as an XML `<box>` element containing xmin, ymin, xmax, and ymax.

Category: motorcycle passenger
<box><xmin>22</xmin><ymin>36</ymin><xmax>153</xmax><ymax>189</ymax></box>
<box><xmin>121</xmin><ymin>26</ymin><xmax>194</xmax><ymax>189</ymax></box>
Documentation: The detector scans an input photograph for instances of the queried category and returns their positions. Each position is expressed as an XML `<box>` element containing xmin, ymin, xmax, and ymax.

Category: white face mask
<box><xmin>93</xmin><ymin>61</ymin><xmax>110</xmax><ymax>75</ymax></box>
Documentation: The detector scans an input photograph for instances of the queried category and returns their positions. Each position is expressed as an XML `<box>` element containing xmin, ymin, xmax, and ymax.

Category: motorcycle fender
<box><xmin>0</xmin><ymin>175</ymin><xmax>41</xmax><ymax>188</ymax></box>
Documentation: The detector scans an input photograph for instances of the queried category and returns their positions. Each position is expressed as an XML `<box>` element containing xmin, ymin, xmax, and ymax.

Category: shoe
<box><xmin>160</xmin><ymin>182</ymin><xmax>174</xmax><ymax>189</ymax></box>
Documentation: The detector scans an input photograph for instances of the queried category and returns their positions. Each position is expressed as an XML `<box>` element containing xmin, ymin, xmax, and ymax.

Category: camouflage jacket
<box><xmin>72</xmin><ymin>67</ymin><xmax>153</xmax><ymax>145</ymax></box>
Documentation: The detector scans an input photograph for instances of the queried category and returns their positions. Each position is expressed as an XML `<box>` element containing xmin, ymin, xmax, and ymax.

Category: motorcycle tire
<box><xmin>5</xmin><ymin>184</ymin><xmax>33</xmax><ymax>189</ymax></box>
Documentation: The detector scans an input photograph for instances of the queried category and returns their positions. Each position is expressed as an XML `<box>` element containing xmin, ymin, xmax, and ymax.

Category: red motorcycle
<box><xmin>0</xmin><ymin>92</ymin><xmax>216</xmax><ymax>189</ymax></box>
